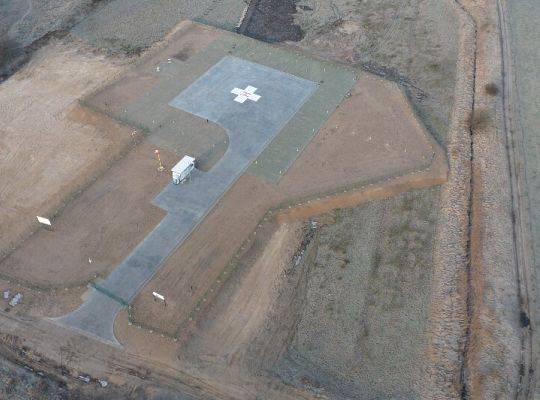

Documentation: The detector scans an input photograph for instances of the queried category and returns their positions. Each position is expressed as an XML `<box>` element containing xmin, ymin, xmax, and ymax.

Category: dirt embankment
<box><xmin>459</xmin><ymin>0</ymin><xmax>526</xmax><ymax>397</ymax></box>
<box><xmin>177</xmin><ymin>222</ymin><xmax>305</xmax><ymax>367</ymax></box>
<box><xmin>423</xmin><ymin>0</ymin><xmax>527</xmax><ymax>398</ymax></box>
<box><xmin>421</xmin><ymin>1</ymin><xmax>475</xmax><ymax>398</ymax></box>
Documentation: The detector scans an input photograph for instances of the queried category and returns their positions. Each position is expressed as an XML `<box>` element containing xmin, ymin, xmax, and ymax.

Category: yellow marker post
<box><xmin>154</xmin><ymin>149</ymin><xmax>164</xmax><ymax>172</ymax></box>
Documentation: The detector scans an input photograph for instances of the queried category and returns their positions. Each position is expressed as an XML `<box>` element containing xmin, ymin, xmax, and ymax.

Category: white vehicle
<box><xmin>171</xmin><ymin>155</ymin><xmax>196</xmax><ymax>184</ymax></box>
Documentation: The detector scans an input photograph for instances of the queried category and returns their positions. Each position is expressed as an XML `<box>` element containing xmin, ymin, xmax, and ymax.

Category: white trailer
<box><xmin>171</xmin><ymin>155</ymin><xmax>195</xmax><ymax>184</ymax></box>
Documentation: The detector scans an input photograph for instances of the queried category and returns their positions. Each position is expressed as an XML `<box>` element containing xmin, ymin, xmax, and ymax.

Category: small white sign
<box><xmin>152</xmin><ymin>291</ymin><xmax>165</xmax><ymax>302</ymax></box>
<box><xmin>36</xmin><ymin>216</ymin><xmax>51</xmax><ymax>226</ymax></box>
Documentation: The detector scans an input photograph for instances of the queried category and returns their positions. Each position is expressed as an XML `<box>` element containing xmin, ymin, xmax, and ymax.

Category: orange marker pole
<box><xmin>154</xmin><ymin>149</ymin><xmax>164</xmax><ymax>172</ymax></box>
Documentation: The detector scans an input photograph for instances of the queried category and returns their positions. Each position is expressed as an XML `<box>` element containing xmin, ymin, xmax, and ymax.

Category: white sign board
<box><xmin>36</xmin><ymin>216</ymin><xmax>51</xmax><ymax>226</ymax></box>
<box><xmin>152</xmin><ymin>291</ymin><xmax>165</xmax><ymax>302</ymax></box>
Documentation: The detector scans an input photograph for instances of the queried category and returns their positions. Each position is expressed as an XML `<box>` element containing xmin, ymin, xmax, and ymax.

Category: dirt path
<box><xmin>184</xmin><ymin>222</ymin><xmax>303</xmax><ymax>366</ymax></box>
<box><xmin>0</xmin><ymin>309</ymin><xmax>319</xmax><ymax>400</ymax></box>
<box><xmin>499</xmin><ymin>0</ymin><xmax>539</xmax><ymax>396</ymax></box>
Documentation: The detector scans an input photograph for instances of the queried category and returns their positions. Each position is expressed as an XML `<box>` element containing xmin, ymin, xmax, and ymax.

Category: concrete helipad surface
<box><xmin>83</xmin><ymin>29</ymin><xmax>357</xmax><ymax>183</ymax></box>
<box><xmin>56</xmin><ymin>56</ymin><xmax>318</xmax><ymax>344</ymax></box>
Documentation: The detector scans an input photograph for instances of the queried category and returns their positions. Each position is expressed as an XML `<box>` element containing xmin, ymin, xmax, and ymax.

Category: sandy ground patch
<box><xmin>276</xmin><ymin>74</ymin><xmax>443</xmax><ymax>200</ymax></box>
<box><xmin>0</xmin><ymin>37</ymin><xmax>131</xmax><ymax>259</ymax></box>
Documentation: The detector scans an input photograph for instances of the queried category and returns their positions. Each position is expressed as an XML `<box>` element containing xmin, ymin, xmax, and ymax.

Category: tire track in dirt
<box><xmin>496</xmin><ymin>0</ymin><xmax>533</xmax><ymax>396</ymax></box>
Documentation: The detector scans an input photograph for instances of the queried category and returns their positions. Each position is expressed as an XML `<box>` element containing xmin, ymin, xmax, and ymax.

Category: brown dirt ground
<box><xmin>182</xmin><ymin>222</ymin><xmax>304</xmax><ymax>364</ymax></box>
<box><xmin>276</xmin><ymin>74</ymin><xmax>440</xmax><ymax>199</ymax></box>
<box><xmin>0</xmin><ymin>278</ymin><xmax>86</xmax><ymax>318</ymax></box>
<box><xmin>0</xmin><ymin>141</ymin><xmax>174</xmax><ymax>288</ymax></box>
<box><xmin>0</xmin><ymin>37</ymin><xmax>132</xmax><ymax>260</ymax></box>
<box><xmin>0</xmin><ymin>310</ymin><xmax>316</xmax><ymax>400</ymax></box>
<box><xmin>276</xmin><ymin>149</ymin><xmax>446</xmax><ymax>223</ymax></box>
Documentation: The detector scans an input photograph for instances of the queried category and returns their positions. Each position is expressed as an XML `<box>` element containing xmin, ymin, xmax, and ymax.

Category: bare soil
<box><xmin>0</xmin><ymin>37</ymin><xmax>131</xmax><ymax>260</ymax></box>
<box><xmin>0</xmin><ymin>142</ymin><xmax>172</xmax><ymax>288</ymax></box>
<box><xmin>276</xmin><ymin>74</ymin><xmax>443</xmax><ymax>199</ymax></box>
<box><xmin>179</xmin><ymin>222</ymin><xmax>304</xmax><ymax>369</ymax></box>
<box><xmin>0</xmin><ymin>277</ymin><xmax>86</xmax><ymax>318</ymax></box>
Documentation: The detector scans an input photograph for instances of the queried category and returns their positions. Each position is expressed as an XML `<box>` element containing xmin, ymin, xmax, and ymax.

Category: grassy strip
<box><xmin>89</xmin><ymin>282</ymin><xmax>129</xmax><ymax>307</ymax></box>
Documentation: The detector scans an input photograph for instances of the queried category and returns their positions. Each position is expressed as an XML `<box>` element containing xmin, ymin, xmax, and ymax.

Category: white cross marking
<box><xmin>231</xmin><ymin>85</ymin><xmax>261</xmax><ymax>104</ymax></box>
